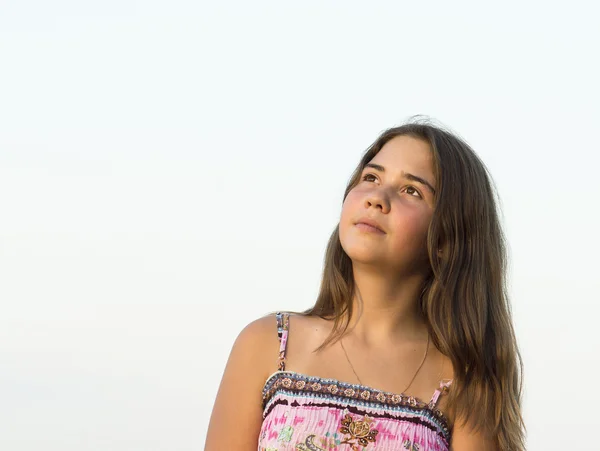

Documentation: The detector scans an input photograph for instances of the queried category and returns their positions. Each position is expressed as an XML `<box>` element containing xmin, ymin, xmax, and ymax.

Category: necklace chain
<box><xmin>340</xmin><ymin>333</ymin><xmax>430</xmax><ymax>394</ymax></box>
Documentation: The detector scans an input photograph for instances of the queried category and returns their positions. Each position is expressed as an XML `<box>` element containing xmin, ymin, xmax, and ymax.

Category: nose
<box><xmin>364</xmin><ymin>188</ymin><xmax>390</xmax><ymax>213</ymax></box>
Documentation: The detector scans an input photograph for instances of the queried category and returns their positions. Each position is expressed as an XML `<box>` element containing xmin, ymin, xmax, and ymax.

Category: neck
<box><xmin>344</xmin><ymin>263</ymin><xmax>430</xmax><ymax>346</ymax></box>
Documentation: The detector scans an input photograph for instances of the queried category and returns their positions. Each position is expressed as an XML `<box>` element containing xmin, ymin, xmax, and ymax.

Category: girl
<box><xmin>205</xmin><ymin>119</ymin><xmax>525</xmax><ymax>451</ymax></box>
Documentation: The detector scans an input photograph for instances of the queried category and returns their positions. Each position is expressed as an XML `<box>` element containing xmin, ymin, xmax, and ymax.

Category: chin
<box><xmin>341</xmin><ymin>235</ymin><xmax>427</xmax><ymax>274</ymax></box>
<box><xmin>340</xmin><ymin>238</ymin><xmax>384</xmax><ymax>265</ymax></box>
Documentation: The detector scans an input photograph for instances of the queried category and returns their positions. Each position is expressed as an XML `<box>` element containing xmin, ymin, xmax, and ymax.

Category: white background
<box><xmin>1</xmin><ymin>1</ymin><xmax>599</xmax><ymax>450</ymax></box>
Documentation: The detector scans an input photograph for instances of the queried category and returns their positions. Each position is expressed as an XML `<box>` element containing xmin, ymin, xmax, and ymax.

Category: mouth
<box><xmin>354</xmin><ymin>218</ymin><xmax>386</xmax><ymax>234</ymax></box>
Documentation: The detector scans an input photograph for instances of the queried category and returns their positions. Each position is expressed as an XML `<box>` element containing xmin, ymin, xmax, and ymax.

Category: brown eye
<box><xmin>405</xmin><ymin>186</ymin><xmax>422</xmax><ymax>198</ymax></box>
<box><xmin>362</xmin><ymin>174</ymin><xmax>377</xmax><ymax>182</ymax></box>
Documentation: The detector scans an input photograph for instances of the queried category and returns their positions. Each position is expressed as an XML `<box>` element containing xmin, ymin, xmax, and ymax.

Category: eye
<box><xmin>403</xmin><ymin>186</ymin><xmax>422</xmax><ymax>198</ymax></box>
<box><xmin>362</xmin><ymin>173</ymin><xmax>378</xmax><ymax>182</ymax></box>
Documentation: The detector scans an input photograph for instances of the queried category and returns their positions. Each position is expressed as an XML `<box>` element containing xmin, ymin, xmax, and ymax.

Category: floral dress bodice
<box><xmin>258</xmin><ymin>313</ymin><xmax>453</xmax><ymax>451</ymax></box>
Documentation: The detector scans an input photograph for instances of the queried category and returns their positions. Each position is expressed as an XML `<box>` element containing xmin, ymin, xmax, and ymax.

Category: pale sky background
<box><xmin>1</xmin><ymin>1</ymin><xmax>599</xmax><ymax>450</ymax></box>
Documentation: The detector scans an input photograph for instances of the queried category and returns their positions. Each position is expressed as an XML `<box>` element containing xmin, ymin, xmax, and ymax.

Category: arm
<box><xmin>450</xmin><ymin>417</ymin><xmax>499</xmax><ymax>451</ymax></box>
<box><xmin>204</xmin><ymin>315</ymin><xmax>278</xmax><ymax>451</ymax></box>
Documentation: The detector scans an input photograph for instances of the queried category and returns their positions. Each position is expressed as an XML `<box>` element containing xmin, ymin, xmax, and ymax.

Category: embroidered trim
<box><xmin>262</xmin><ymin>371</ymin><xmax>451</xmax><ymax>441</ymax></box>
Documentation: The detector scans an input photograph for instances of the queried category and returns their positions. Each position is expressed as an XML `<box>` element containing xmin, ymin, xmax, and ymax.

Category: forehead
<box><xmin>368</xmin><ymin>135</ymin><xmax>433</xmax><ymax>175</ymax></box>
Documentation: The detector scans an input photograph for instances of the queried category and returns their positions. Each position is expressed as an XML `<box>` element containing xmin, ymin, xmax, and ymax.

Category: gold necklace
<box><xmin>340</xmin><ymin>333</ymin><xmax>430</xmax><ymax>394</ymax></box>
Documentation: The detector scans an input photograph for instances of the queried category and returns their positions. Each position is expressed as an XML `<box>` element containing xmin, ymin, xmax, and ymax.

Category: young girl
<box><xmin>205</xmin><ymin>119</ymin><xmax>525</xmax><ymax>451</ymax></box>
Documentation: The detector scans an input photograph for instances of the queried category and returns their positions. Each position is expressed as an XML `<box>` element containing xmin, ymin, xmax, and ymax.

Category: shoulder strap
<box><xmin>428</xmin><ymin>379</ymin><xmax>453</xmax><ymax>408</ymax></box>
<box><xmin>276</xmin><ymin>312</ymin><xmax>290</xmax><ymax>371</ymax></box>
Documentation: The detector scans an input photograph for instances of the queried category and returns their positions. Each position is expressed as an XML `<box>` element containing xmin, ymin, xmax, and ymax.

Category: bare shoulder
<box><xmin>435</xmin><ymin>351</ymin><xmax>455</xmax><ymax>388</ymax></box>
<box><xmin>286</xmin><ymin>312</ymin><xmax>331</xmax><ymax>334</ymax></box>
<box><xmin>284</xmin><ymin>313</ymin><xmax>334</xmax><ymax>355</ymax></box>
<box><xmin>450</xmin><ymin>417</ymin><xmax>499</xmax><ymax>451</ymax></box>
<box><xmin>229</xmin><ymin>313</ymin><xmax>283</xmax><ymax>385</ymax></box>
<box><xmin>239</xmin><ymin>313</ymin><xmax>280</xmax><ymax>354</ymax></box>
<box><xmin>432</xmin><ymin>355</ymin><xmax>498</xmax><ymax>450</ymax></box>
<box><xmin>204</xmin><ymin>313</ymin><xmax>280</xmax><ymax>451</ymax></box>
<box><xmin>430</xmin><ymin>350</ymin><xmax>456</xmax><ymax>420</ymax></box>
<box><xmin>292</xmin><ymin>311</ymin><xmax>338</xmax><ymax>334</ymax></box>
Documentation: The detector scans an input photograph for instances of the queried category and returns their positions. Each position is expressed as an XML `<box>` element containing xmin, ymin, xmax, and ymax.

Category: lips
<box><xmin>355</xmin><ymin>217</ymin><xmax>385</xmax><ymax>233</ymax></box>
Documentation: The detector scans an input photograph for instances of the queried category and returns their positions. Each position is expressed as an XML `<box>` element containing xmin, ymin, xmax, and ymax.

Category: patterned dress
<box><xmin>258</xmin><ymin>312</ymin><xmax>453</xmax><ymax>451</ymax></box>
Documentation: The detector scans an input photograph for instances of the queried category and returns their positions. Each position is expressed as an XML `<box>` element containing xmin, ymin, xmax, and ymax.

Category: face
<box><xmin>339</xmin><ymin>135</ymin><xmax>437</xmax><ymax>274</ymax></box>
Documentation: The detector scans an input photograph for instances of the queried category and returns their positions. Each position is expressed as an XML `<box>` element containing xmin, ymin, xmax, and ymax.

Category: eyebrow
<box><xmin>364</xmin><ymin>163</ymin><xmax>436</xmax><ymax>195</ymax></box>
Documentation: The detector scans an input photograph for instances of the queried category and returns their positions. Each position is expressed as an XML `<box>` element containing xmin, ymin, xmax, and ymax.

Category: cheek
<box><xmin>338</xmin><ymin>191</ymin><xmax>361</xmax><ymax>246</ymax></box>
<box><xmin>340</xmin><ymin>190</ymin><xmax>360</xmax><ymax>223</ymax></box>
<box><xmin>388</xmin><ymin>209</ymin><xmax>431</xmax><ymax>247</ymax></box>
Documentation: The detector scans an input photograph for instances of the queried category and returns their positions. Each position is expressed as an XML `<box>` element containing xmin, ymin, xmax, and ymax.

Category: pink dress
<box><xmin>258</xmin><ymin>312</ymin><xmax>453</xmax><ymax>451</ymax></box>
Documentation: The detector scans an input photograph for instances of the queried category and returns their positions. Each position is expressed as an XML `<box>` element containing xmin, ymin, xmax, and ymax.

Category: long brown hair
<box><xmin>302</xmin><ymin>117</ymin><xmax>525</xmax><ymax>450</ymax></box>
